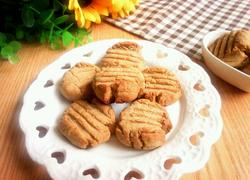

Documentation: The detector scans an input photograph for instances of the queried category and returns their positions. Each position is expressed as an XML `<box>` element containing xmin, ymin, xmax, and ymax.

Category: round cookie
<box><xmin>234</xmin><ymin>29</ymin><xmax>250</xmax><ymax>53</ymax></box>
<box><xmin>140</xmin><ymin>67</ymin><xmax>182</xmax><ymax>106</ymax></box>
<box><xmin>59</xmin><ymin>63</ymin><xmax>99</xmax><ymax>101</ymax></box>
<box><xmin>111</xmin><ymin>41</ymin><xmax>141</xmax><ymax>52</ymax></box>
<box><xmin>116</xmin><ymin>99</ymin><xmax>172</xmax><ymax>150</ymax></box>
<box><xmin>99</xmin><ymin>41</ymin><xmax>144</xmax><ymax>70</ymax></box>
<box><xmin>92</xmin><ymin>66</ymin><xmax>145</xmax><ymax>104</ymax></box>
<box><xmin>58</xmin><ymin>100</ymin><xmax>115</xmax><ymax>149</ymax></box>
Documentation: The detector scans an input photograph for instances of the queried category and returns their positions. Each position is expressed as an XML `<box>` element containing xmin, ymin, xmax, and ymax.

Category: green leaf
<box><xmin>22</xmin><ymin>6</ymin><xmax>35</xmax><ymax>27</ymax></box>
<box><xmin>39</xmin><ymin>31</ymin><xmax>48</xmax><ymax>44</ymax></box>
<box><xmin>54</xmin><ymin>15</ymin><xmax>69</xmax><ymax>25</ymax></box>
<box><xmin>50</xmin><ymin>36</ymin><xmax>61</xmax><ymax>50</ymax></box>
<box><xmin>74</xmin><ymin>37</ymin><xmax>80</xmax><ymax>47</ymax></box>
<box><xmin>62</xmin><ymin>31</ymin><xmax>73</xmax><ymax>47</ymax></box>
<box><xmin>9</xmin><ymin>41</ymin><xmax>21</xmax><ymax>53</ymax></box>
<box><xmin>0</xmin><ymin>32</ymin><xmax>7</xmax><ymax>46</ymax></box>
<box><xmin>1</xmin><ymin>45</ymin><xmax>13</xmax><ymax>59</ymax></box>
<box><xmin>8</xmin><ymin>54</ymin><xmax>20</xmax><ymax>64</ymax></box>
<box><xmin>16</xmin><ymin>29</ymin><xmax>24</xmax><ymax>40</ymax></box>
<box><xmin>40</xmin><ymin>9</ymin><xmax>54</xmax><ymax>24</ymax></box>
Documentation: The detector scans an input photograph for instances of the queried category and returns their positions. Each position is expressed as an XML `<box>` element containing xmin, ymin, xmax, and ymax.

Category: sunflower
<box><xmin>68</xmin><ymin>0</ymin><xmax>110</xmax><ymax>29</ymax></box>
<box><xmin>109</xmin><ymin>0</ymin><xmax>140</xmax><ymax>19</ymax></box>
<box><xmin>68</xmin><ymin>0</ymin><xmax>140</xmax><ymax>29</ymax></box>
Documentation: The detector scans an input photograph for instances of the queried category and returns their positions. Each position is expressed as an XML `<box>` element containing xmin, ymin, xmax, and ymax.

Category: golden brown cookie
<box><xmin>91</xmin><ymin>98</ymin><xmax>116</xmax><ymax>133</ymax></box>
<box><xmin>59</xmin><ymin>63</ymin><xmax>99</xmax><ymax>101</ymax></box>
<box><xmin>92</xmin><ymin>66</ymin><xmax>145</xmax><ymax>104</ymax></box>
<box><xmin>58</xmin><ymin>100</ymin><xmax>116</xmax><ymax>148</ymax></box>
<box><xmin>99</xmin><ymin>42</ymin><xmax>144</xmax><ymax>69</ymax></box>
<box><xmin>234</xmin><ymin>29</ymin><xmax>250</xmax><ymax>53</ymax></box>
<box><xmin>226</xmin><ymin>30</ymin><xmax>237</xmax><ymax>54</ymax></box>
<box><xmin>223</xmin><ymin>49</ymin><xmax>248</xmax><ymax>68</ymax></box>
<box><xmin>116</xmin><ymin>99</ymin><xmax>172</xmax><ymax>150</ymax></box>
<box><xmin>212</xmin><ymin>35</ymin><xmax>223</xmax><ymax>57</ymax></box>
<box><xmin>111</xmin><ymin>41</ymin><xmax>141</xmax><ymax>52</ymax></box>
<box><xmin>140</xmin><ymin>67</ymin><xmax>182</xmax><ymax>106</ymax></box>
<box><xmin>218</xmin><ymin>33</ymin><xmax>230</xmax><ymax>59</ymax></box>
<box><xmin>208</xmin><ymin>31</ymin><xmax>248</xmax><ymax>68</ymax></box>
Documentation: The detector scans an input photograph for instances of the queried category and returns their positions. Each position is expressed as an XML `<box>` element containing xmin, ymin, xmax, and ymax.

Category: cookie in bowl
<box><xmin>208</xmin><ymin>30</ymin><xmax>249</xmax><ymax>69</ymax></box>
<box><xmin>202</xmin><ymin>29</ymin><xmax>250</xmax><ymax>92</ymax></box>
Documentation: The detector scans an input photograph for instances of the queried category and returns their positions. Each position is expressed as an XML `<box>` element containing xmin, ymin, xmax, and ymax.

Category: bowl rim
<box><xmin>202</xmin><ymin>30</ymin><xmax>250</xmax><ymax>79</ymax></box>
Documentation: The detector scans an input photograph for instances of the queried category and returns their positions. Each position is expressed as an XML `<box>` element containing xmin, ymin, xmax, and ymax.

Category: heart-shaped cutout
<box><xmin>61</xmin><ymin>63</ymin><xmax>71</xmax><ymax>69</ymax></box>
<box><xmin>36</xmin><ymin>126</ymin><xmax>48</xmax><ymax>138</ymax></box>
<box><xmin>189</xmin><ymin>132</ymin><xmax>204</xmax><ymax>146</ymax></box>
<box><xmin>83</xmin><ymin>51</ymin><xmax>93</xmax><ymax>57</ymax></box>
<box><xmin>178</xmin><ymin>64</ymin><xmax>190</xmax><ymax>71</ymax></box>
<box><xmin>199</xmin><ymin>105</ymin><xmax>210</xmax><ymax>117</ymax></box>
<box><xmin>44</xmin><ymin>80</ymin><xmax>54</xmax><ymax>88</ymax></box>
<box><xmin>124</xmin><ymin>170</ymin><xmax>144</xmax><ymax>180</ymax></box>
<box><xmin>34</xmin><ymin>101</ymin><xmax>45</xmax><ymax>111</ymax></box>
<box><xmin>164</xmin><ymin>157</ymin><xmax>182</xmax><ymax>170</ymax></box>
<box><xmin>83</xmin><ymin>168</ymin><xmax>100</xmax><ymax>179</ymax></box>
<box><xmin>51</xmin><ymin>151</ymin><xmax>65</xmax><ymax>164</ymax></box>
<box><xmin>193</xmin><ymin>81</ymin><xmax>205</xmax><ymax>91</ymax></box>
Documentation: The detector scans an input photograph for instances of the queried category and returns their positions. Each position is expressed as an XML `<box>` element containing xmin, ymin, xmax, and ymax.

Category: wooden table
<box><xmin>0</xmin><ymin>23</ymin><xmax>249</xmax><ymax>180</ymax></box>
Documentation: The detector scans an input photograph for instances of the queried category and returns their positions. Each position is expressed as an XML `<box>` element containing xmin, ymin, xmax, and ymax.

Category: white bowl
<box><xmin>202</xmin><ymin>30</ymin><xmax>250</xmax><ymax>92</ymax></box>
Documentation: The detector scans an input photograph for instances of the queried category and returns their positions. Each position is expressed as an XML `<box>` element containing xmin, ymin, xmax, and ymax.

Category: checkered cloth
<box><xmin>106</xmin><ymin>0</ymin><xmax>250</xmax><ymax>60</ymax></box>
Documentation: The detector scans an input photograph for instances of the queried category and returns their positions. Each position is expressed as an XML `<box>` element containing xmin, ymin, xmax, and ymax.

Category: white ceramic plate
<box><xmin>19</xmin><ymin>39</ymin><xmax>223</xmax><ymax>180</ymax></box>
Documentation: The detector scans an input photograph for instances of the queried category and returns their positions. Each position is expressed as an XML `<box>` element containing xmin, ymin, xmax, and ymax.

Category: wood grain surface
<box><xmin>0</xmin><ymin>23</ymin><xmax>249</xmax><ymax>180</ymax></box>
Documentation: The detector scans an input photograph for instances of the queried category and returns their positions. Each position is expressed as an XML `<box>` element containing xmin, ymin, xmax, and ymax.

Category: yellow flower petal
<box><xmin>88</xmin><ymin>7</ymin><xmax>102</xmax><ymax>23</ymax></box>
<box><xmin>123</xmin><ymin>1</ymin><xmax>135</xmax><ymax>12</ymax></box>
<box><xmin>84</xmin><ymin>20</ymin><xmax>91</xmax><ymax>29</ymax></box>
<box><xmin>109</xmin><ymin>0</ymin><xmax>125</xmax><ymax>12</ymax></box>
<box><xmin>75</xmin><ymin>8</ymin><xmax>85</xmax><ymax>28</ymax></box>
<box><xmin>83</xmin><ymin>7</ymin><xmax>96</xmax><ymax>22</ymax></box>
<box><xmin>118</xmin><ymin>10</ymin><xmax>125</xmax><ymax>18</ymax></box>
<box><xmin>68</xmin><ymin>0</ymin><xmax>80</xmax><ymax>10</ymax></box>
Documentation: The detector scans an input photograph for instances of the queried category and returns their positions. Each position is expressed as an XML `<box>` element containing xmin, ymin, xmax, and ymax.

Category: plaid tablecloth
<box><xmin>106</xmin><ymin>0</ymin><xmax>250</xmax><ymax>60</ymax></box>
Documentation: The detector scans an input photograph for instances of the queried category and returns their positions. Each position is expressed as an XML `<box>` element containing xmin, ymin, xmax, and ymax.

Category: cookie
<box><xmin>111</xmin><ymin>41</ymin><xmax>141</xmax><ymax>52</ymax></box>
<box><xmin>58</xmin><ymin>100</ymin><xmax>116</xmax><ymax>148</ymax></box>
<box><xmin>226</xmin><ymin>30</ymin><xmax>237</xmax><ymax>54</ymax></box>
<box><xmin>212</xmin><ymin>35</ymin><xmax>224</xmax><ymax>57</ymax></box>
<box><xmin>92</xmin><ymin>66</ymin><xmax>145</xmax><ymax>104</ymax></box>
<box><xmin>100</xmin><ymin>42</ymin><xmax>144</xmax><ymax>69</ymax></box>
<box><xmin>59</xmin><ymin>63</ymin><xmax>99</xmax><ymax>101</ymax></box>
<box><xmin>223</xmin><ymin>49</ymin><xmax>248</xmax><ymax>68</ymax></box>
<box><xmin>91</xmin><ymin>98</ymin><xmax>116</xmax><ymax>133</ymax></box>
<box><xmin>140</xmin><ymin>67</ymin><xmax>182</xmax><ymax>106</ymax></box>
<box><xmin>116</xmin><ymin>99</ymin><xmax>172</xmax><ymax>150</ymax></box>
<box><xmin>208</xmin><ymin>31</ymin><xmax>248</xmax><ymax>68</ymax></box>
<box><xmin>218</xmin><ymin>33</ymin><xmax>230</xmax><ymax>59</ymax></box>
<box><xmin>234</xmin><ymin>29</ymin><xmax>250</xmax><ymax>53</ymax></box>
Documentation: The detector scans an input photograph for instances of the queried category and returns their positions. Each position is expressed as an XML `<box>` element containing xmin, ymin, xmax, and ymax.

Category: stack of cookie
<box><xmin>58</xmin><ymin>42</ymin><xmax>182</xmax><ymax>150</ymax></box>
<box><xmin>208</xmin><ymin>29</ymin><xmax>250</xmax><ymax>75</ymax></box>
